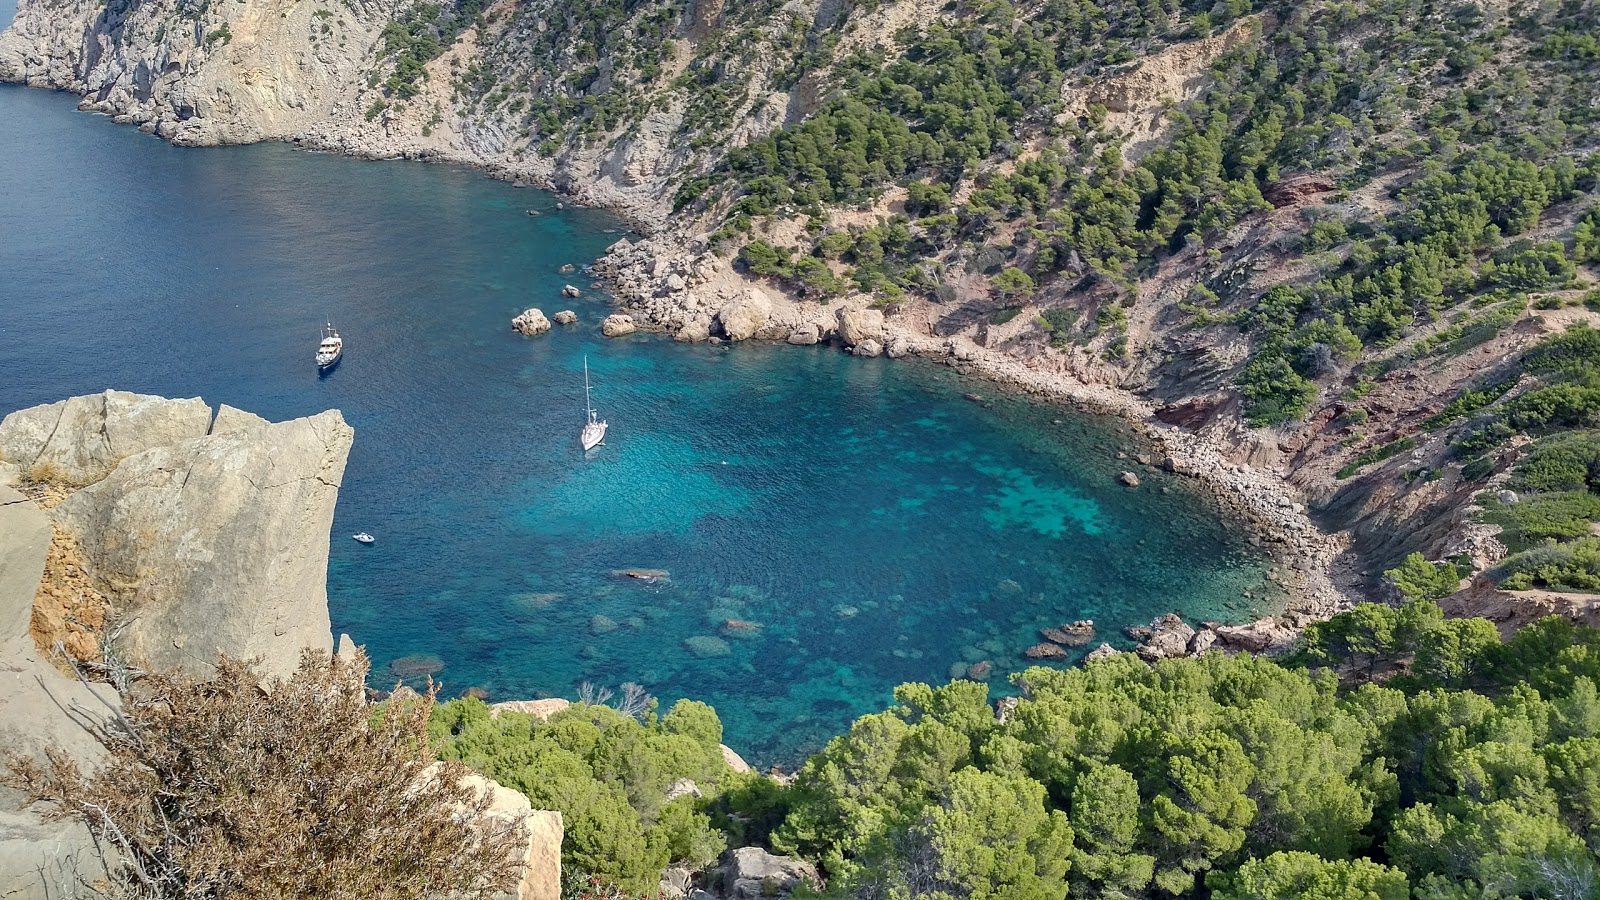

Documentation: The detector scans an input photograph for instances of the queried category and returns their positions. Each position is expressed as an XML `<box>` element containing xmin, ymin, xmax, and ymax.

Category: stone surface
<box><xmin>1118</xmin><ymin>471</ymin><xmax>1141</xmax><ymax>488</ymax></box>
<box><xmin>675</xmin><ymin>315</ymin><xmax>713</xmax><ymax>343</ymax></box>
<box><xmin>1024</xmin><ymin>642</ymin><xmax>1068</xmax><ymax>660</ymax></box>
<box><xmin>715</xmin><ymin>847</ymin><xmax>819</xmax><ymax>900</ymax></box>
<box><xmin>1135</xmin><ymin>613</ymin><xmax>1195</xmax><ymax>661</ymax></box>
<box><xmin>601</xmin><ymin>314</ymin><xmax>636</xmax><ymax>337</ymax></box>
<box><xmin>720</xmin><ymin>744</ymin><xmax>752</xmax><ymax>774</ymax></box>
<box><xmin>561</xmin><ymin>284</ymin><xmax>582</xmax><ymax>298</ymax></box>
<box><xmin>0</xmin><ymin>484</ymin><xmax>117</xmax><ymax>894</ymax></box>
<box><xmin>451</xmin><ymin>767</ymin><xmax>564</xmax><ymax>900</ymax></box>
<box><xmin>492</xmin><ymin>698</ymin><xmax>573</xmax><ymax>720</ymax></box>
<box><xmin>786</xmin><ymin>324</ymin><xmax>821</xmax><ymax>346</ymax></box>
<box><xmin>211</xmin><ymin>404</ymin><xmax>270</xmax><ymax>435</ymax></box>
<box><xmin>1214</xmin><ymin>617</ymin><xmax>1298</xmax><ymax>654</ymax></box>
<box><xmin>852</xmin><ymin>339</ymin><xmax>883</xmax><ymax>358</ymax></box>
<box><xmin>715</xmin><ymin>289</ymin><xmax>773</xmax><ymax>342</ymax></box>
<box><xmin>1085</xmin><ymin>642</ymin><xmax>1120</xmax><ymax>662</ymax></box>
<box><xmin>52</xmin><ymin>409</ymin><xmax>352</xmax><ymax>682</ymax></box>
<box><xmin>513</xmin><ymin>308</ymin><xmax>552</xmax><ymax>336</ymax></box>
<box><xmin>835</xmin><ymin>306</ymin><xmax>885</xmax><ymax>347</ymax></box>
<box><xmin>553</xmin><ymin>310</ymin><xmax>578</xmax><ymax>325</ymax></box>
<box><xmin>1187</xmin><ymin>629</ymin><xmax>1219</xmax><ymax>655</ymax></box>
<box><xmin>0</xmin><ymin>390</ymin><xmax>211</xmax><ymax>485</ymax></box>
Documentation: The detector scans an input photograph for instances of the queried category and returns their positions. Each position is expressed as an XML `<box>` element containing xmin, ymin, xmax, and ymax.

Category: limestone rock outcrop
<box><xmin>712</xmin><ymin>848</ymin><xmax>818</xmax><ymax>900</ymax></box>
<box><xmin>0</xmin><ymin>484</ymin><xmax>113</xmax><ymax>897</ymax></box>
<box><xmin>454</xmin><ymin>769</ymin><xmax>564</xmax><ymax>900</ymax></box>
<box><xmin>835</xmin><ymin>306</ymin><xmax>885</xmax><ymax>347</ymax></box>
<box><xmin>601</xmin><ymin>314</ymin><xmax>637</xmax><ymax>337</ymax></box>
<box><xmin>513</xmin><ymin>308</ymin><xmax>552</xmax><ymax>336</ymax></box>
<box><xmin>0</xmin><ymin>390</ymin><xmax>211</xmax><ymax>485</ymax></box>
<box><xmin>715</xmin><ymin>290</ymin><xmax>773</xmax><ymax>342</ymax></box>
<box><xmin>47</xmin><ymin>408</ymin><xmax>351</xmax><ymax>681</ymax></box>
<box><xmin>553</xmin><ymin>310</ymin><xmax>578</xmax><ymax>325</ymax></box>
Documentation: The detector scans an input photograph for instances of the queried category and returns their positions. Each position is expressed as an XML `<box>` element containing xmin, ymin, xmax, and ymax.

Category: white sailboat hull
<box><xmin>581</xmin><ymin>420</ymin><xmax>608</xmax><ymax>451</ymax></box>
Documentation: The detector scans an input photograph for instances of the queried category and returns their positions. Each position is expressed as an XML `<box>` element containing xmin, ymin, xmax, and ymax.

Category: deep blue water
<box><xmin>0</xmin><ymin>81</ymin><xmax>1279</xmax><ymax>764</ymax></box>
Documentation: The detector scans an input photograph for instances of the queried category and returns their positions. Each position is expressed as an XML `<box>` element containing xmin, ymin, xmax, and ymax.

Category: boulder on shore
<box><xmin>675</xmin><ymin>316</ymin><xmax>713</xmax><ymax>343</ymax></box>
<box><xmin>1134</xmin><ymin>613</ymin><xmax>1195</xmax><ymax>661</ymax></box>
<box><xmin>836</xmin><ymin>306</ymin><xmax>885</xmax><ymax>346</ymax></box>
<box><xmin>786</xmin><ymin>323</ymin><xmax>821</xmax><ymax>345</ymax></box>
<box><xmin>601</xmin><ymin>314</ymin><xmax>636</xmax><ymax>337</ymax></box>
<box><xmin>715</xmin><ymin>289</ymin><xmax>773</xmax><ymax>341</ymax></box>
<box><xmin>512</xmin><ymin>308</ymin><xmax>551</xmax><ymax>336</ymax></box>
<box><xmin>853</xmin><ymin>339</ymin><xmax>884</xmax><ymax>357</ymax></box>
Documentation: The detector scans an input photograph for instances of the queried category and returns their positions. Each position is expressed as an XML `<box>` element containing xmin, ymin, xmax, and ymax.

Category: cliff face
<box><xmin>0</xmin><ymin>390</ymin><xmax>351</xmax><ymax>680</ymax></box>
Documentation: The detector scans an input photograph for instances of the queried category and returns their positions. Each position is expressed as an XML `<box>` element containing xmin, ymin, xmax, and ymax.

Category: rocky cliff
<box><xmin>6</xmin><ymin>0</ymin><xmax>1599</xmax><ymax>619</ymax></box>
<box><xmin>0</xmin><ymin>390</ymin><xmax>351</xmax><ymax>680</ymax></box>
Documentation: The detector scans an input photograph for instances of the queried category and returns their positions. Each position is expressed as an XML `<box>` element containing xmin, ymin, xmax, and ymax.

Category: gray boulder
<box><xmin>786</xmin><ymin>324</ymin><xmax>821</xmax><ymax>346</ymax></box>
<box><xmin>0</xmin><ymin>390</ymin><xmax>211</xmax><ymax>485</ymax></box>
<box><xmin>852</xmin><ymin>339</ymin><xmax>884</xmax><ymax>358</ymax></box>
<box><xmin>1135</xmin><ymin>614</ymin><xmax>1195</xmax><ymax>661</ymax></box>
<box><xmin>553</xmin><ymin>310</ymin><xmax>578</xmax><ymax>325</ymax></box>
<box><xmin>716</xmin><ymin>847</ymin><xmax>819</xmax><ymax>900</ymax></box>
<box><xmin>53</xmin><ymin>410</ymin><xmax>353</xmax><ymax>682</ymax></box>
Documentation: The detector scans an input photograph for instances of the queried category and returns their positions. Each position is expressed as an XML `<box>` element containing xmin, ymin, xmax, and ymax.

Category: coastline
<box><xmin>1</xmin><ymin>75</ymin><xmax>1358</xmax><ymax>630</ymax></box>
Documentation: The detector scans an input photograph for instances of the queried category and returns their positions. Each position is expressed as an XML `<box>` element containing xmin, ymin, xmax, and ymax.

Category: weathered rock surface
<box><xmin>786</xmin><ymin>324</ymin><xmax>821</xmax><ymax>346</ymax></box>
<box><xmin>561</xmin><ymin>284</ymin><xmax>582</xmax><ymax>298</ymax></box>
<box><xmin>720</xmin><ymin>743</ymin><xmax>752</xmax><ymax>774</ymax></box>
<box><xmin>51</xmin><ymin>407</ymin><xmax>352</xmax><ymax>682</ymax></box>
<box><xmin>835</xmin><ymin>306</ymin><xmax>885</xmax><ymax>347</ymax></box>
<box><xmin>553</xmin><ymin>310</ymin><xmax>578</xmax><ymax>325</ymax></box>
<box><xmin>513</xmin><ymin>308</ymin><xmax>552</xmax><ymax>336</ymax></box>
<box><xmin>438</xmin><ymin>766</ymin><xmax>564</xmax><ymax>900</ymax></box>
<box><xmin>713</xmin><ymin>847</ymin><xmax>819</xmax><ymax>900</ymax></box>
<box><xmin>211</xmin><ymin>404</ymin><xmax>270</xmax><ymax>435</ymax></box>
<box><xmin>1213</xmin><ymin>617</ymin><xmax>1298</xmax><ymax>654</ymax></box>
<box><xmin>0</xmin><ymin>484</ymin><xmax>115</xmax><ymax>895</ymax></box>
<box><xmin>0</xmin><ymin>390</ymin><xmax>211</xmax><ymax>485</ymax></box>
<box><xmin>1134</xmin><ymin>613</ymin><xmax>1195</xmax><ymax>661</ymax></box>
<box><xmin>491</xmin><ymin>698</ymin><xmax>573</xmax><ymax>720</ymax></box>
<box><xmin>852</xmin><ymin>339</ymin><xmax>884</xmax><ymax>358</ymax></box>
<box><xmin>601</xmin><ymin>314</ymin><xmax>636</xmax><ymax>337</ymax></box>
<box><xmin>715</xmin><ymin>290</ymin><xmax>773</xmax><ymax>342</ymax></box>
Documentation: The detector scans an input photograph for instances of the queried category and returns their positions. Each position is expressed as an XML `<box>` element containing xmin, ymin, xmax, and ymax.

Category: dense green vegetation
<box><xmin>666</xmin><ymin>0</ymin><xmax>1600</xmax><ymax>435</ymax></box>
<box><xmin>429</xmin><ymin>695</ymin><xmax>735</xmax><ymax>894</ymax></box>
<box><xmin>426</xmin><ymin>607</ymin><xmax>1600</xmax><ymax>900</ymax></box>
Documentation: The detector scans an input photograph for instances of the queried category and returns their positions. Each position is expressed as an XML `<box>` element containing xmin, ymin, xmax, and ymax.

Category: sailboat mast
<box><xmin>584</xmin><ymin>357</ymin><xmax>594</xmax><ymax>418</ymax></box>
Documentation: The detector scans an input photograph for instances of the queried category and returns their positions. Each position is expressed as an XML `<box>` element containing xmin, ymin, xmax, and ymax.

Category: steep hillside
<box><xmin>4</xmin><ymin>0</ymin><xmax>1600</xmax><ymax>614</ymax></box>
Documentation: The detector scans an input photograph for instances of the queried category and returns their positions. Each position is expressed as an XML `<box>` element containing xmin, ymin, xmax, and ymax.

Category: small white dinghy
<box><xmin>352</xmin><ymin>532</ymin><xmax>375</xmax><ymax>544</ymax></box>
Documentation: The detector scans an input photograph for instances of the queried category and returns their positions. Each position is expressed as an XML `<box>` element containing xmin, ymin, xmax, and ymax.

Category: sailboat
<box><xmin>580</xmin><ymin>357</ymin><xmax>608</xmax><ymax>452</ymax></box>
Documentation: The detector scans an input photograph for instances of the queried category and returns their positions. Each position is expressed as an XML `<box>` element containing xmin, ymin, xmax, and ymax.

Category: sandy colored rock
<box><xmin>211</xmin><ymin>404</ymin><xmax>270</xmax><ymax>435</ymax></box>
<box><xmin>491</xmin><ymin>698</ymin><xmax>573</xmax><ymax>720</ymax></box>
<box><xmin>835</xmin><ymin>306</ymin><xmax>885</xmax><ymax>347</ymax></box>
<box><xmin>29</xmin><ymin>525</ymin><xmax>106</xmax><ymax>664</ymax></box>
<box><xmin>720</xmin><ymin>743</ymin><xmax>751</xmax><ymax>774</ymax></box>
<box><xmin>0</xmin><ymin>390</ymin><xmax>210</xmax><ymax>486</ymax></box>
<box><xmin>675</xmin><ymin>315</ymin><xmax>713</xmax><ymax>343</ymax></box>
<box><xmin>553</xmin><ymin>310</ymin><xmax>578</xmax><ymax>325</ymax></box>
<box><xmin>716</xmin><ymin>289</ymin><xmax>773</xmax><ymax>341</ymax></box>
<box><xmin>52</xmin><ymin>409</ymin><xmax>352</xmax><ymax>682</ymax></box>
<box><xmin>786</xmin><ymin>323</ymin><xmax>821</xmax><ymax>345</ymax></box>
<box><xmin>440</xmin><ymin>766</ymin><xmax>564</xmax><ymax>900</ymax></box>
<box><xmin>601</xmin><ymin>314</ymin><xmax>636</xmax><ymax>337</ymax></box>
<box><xmin>513</xmin><ymin>308</ymin><xmax>552</xmax><ymax>336</ymax></box>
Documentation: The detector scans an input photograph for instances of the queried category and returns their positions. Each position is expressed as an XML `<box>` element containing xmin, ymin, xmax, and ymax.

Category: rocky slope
<box><xmin>0</xmin><ymin>392</ymin><xmax>567</xmax><ymax>897</ymax></box>
<box><xmin>5</xmin><ymin>0</ymin><xmax>1598</xmax><ymax>624</ymax></box>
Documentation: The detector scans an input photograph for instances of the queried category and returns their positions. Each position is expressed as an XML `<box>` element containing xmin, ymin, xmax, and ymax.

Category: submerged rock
<box><xmin>1118</xmin><ymin>471</ymin><xmax>1141</xmax><ymax>488</ymax></box>
<box><xmin>589</xmin><ymin>615</ymin><xmax>618</xmax><ymax>635</ymax></box>
<box><xmin>1024</xmin><ymin>643</ymin><xmax>1068</xmax><ymax>660</ymax></box>
<box><xmin>965</xmin><ymin>660</ymin><xmax>993</xmax><ymax>681</ymax></box>
<box><xmin>683</xmin><ymin>635</ymin><xmax>732</xmax><ymax>658</ymax></box>
<box><xmin>513</xmin><ymin>308</ymin><xmax>551</xmax><ymax>336</ymax></box>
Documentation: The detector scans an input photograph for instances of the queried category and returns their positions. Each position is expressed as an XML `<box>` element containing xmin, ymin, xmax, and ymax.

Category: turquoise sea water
<box><xmin>0</xmin><ymin>80</ymin><xmax>1279</xmax><ymax>764</ymax></box>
